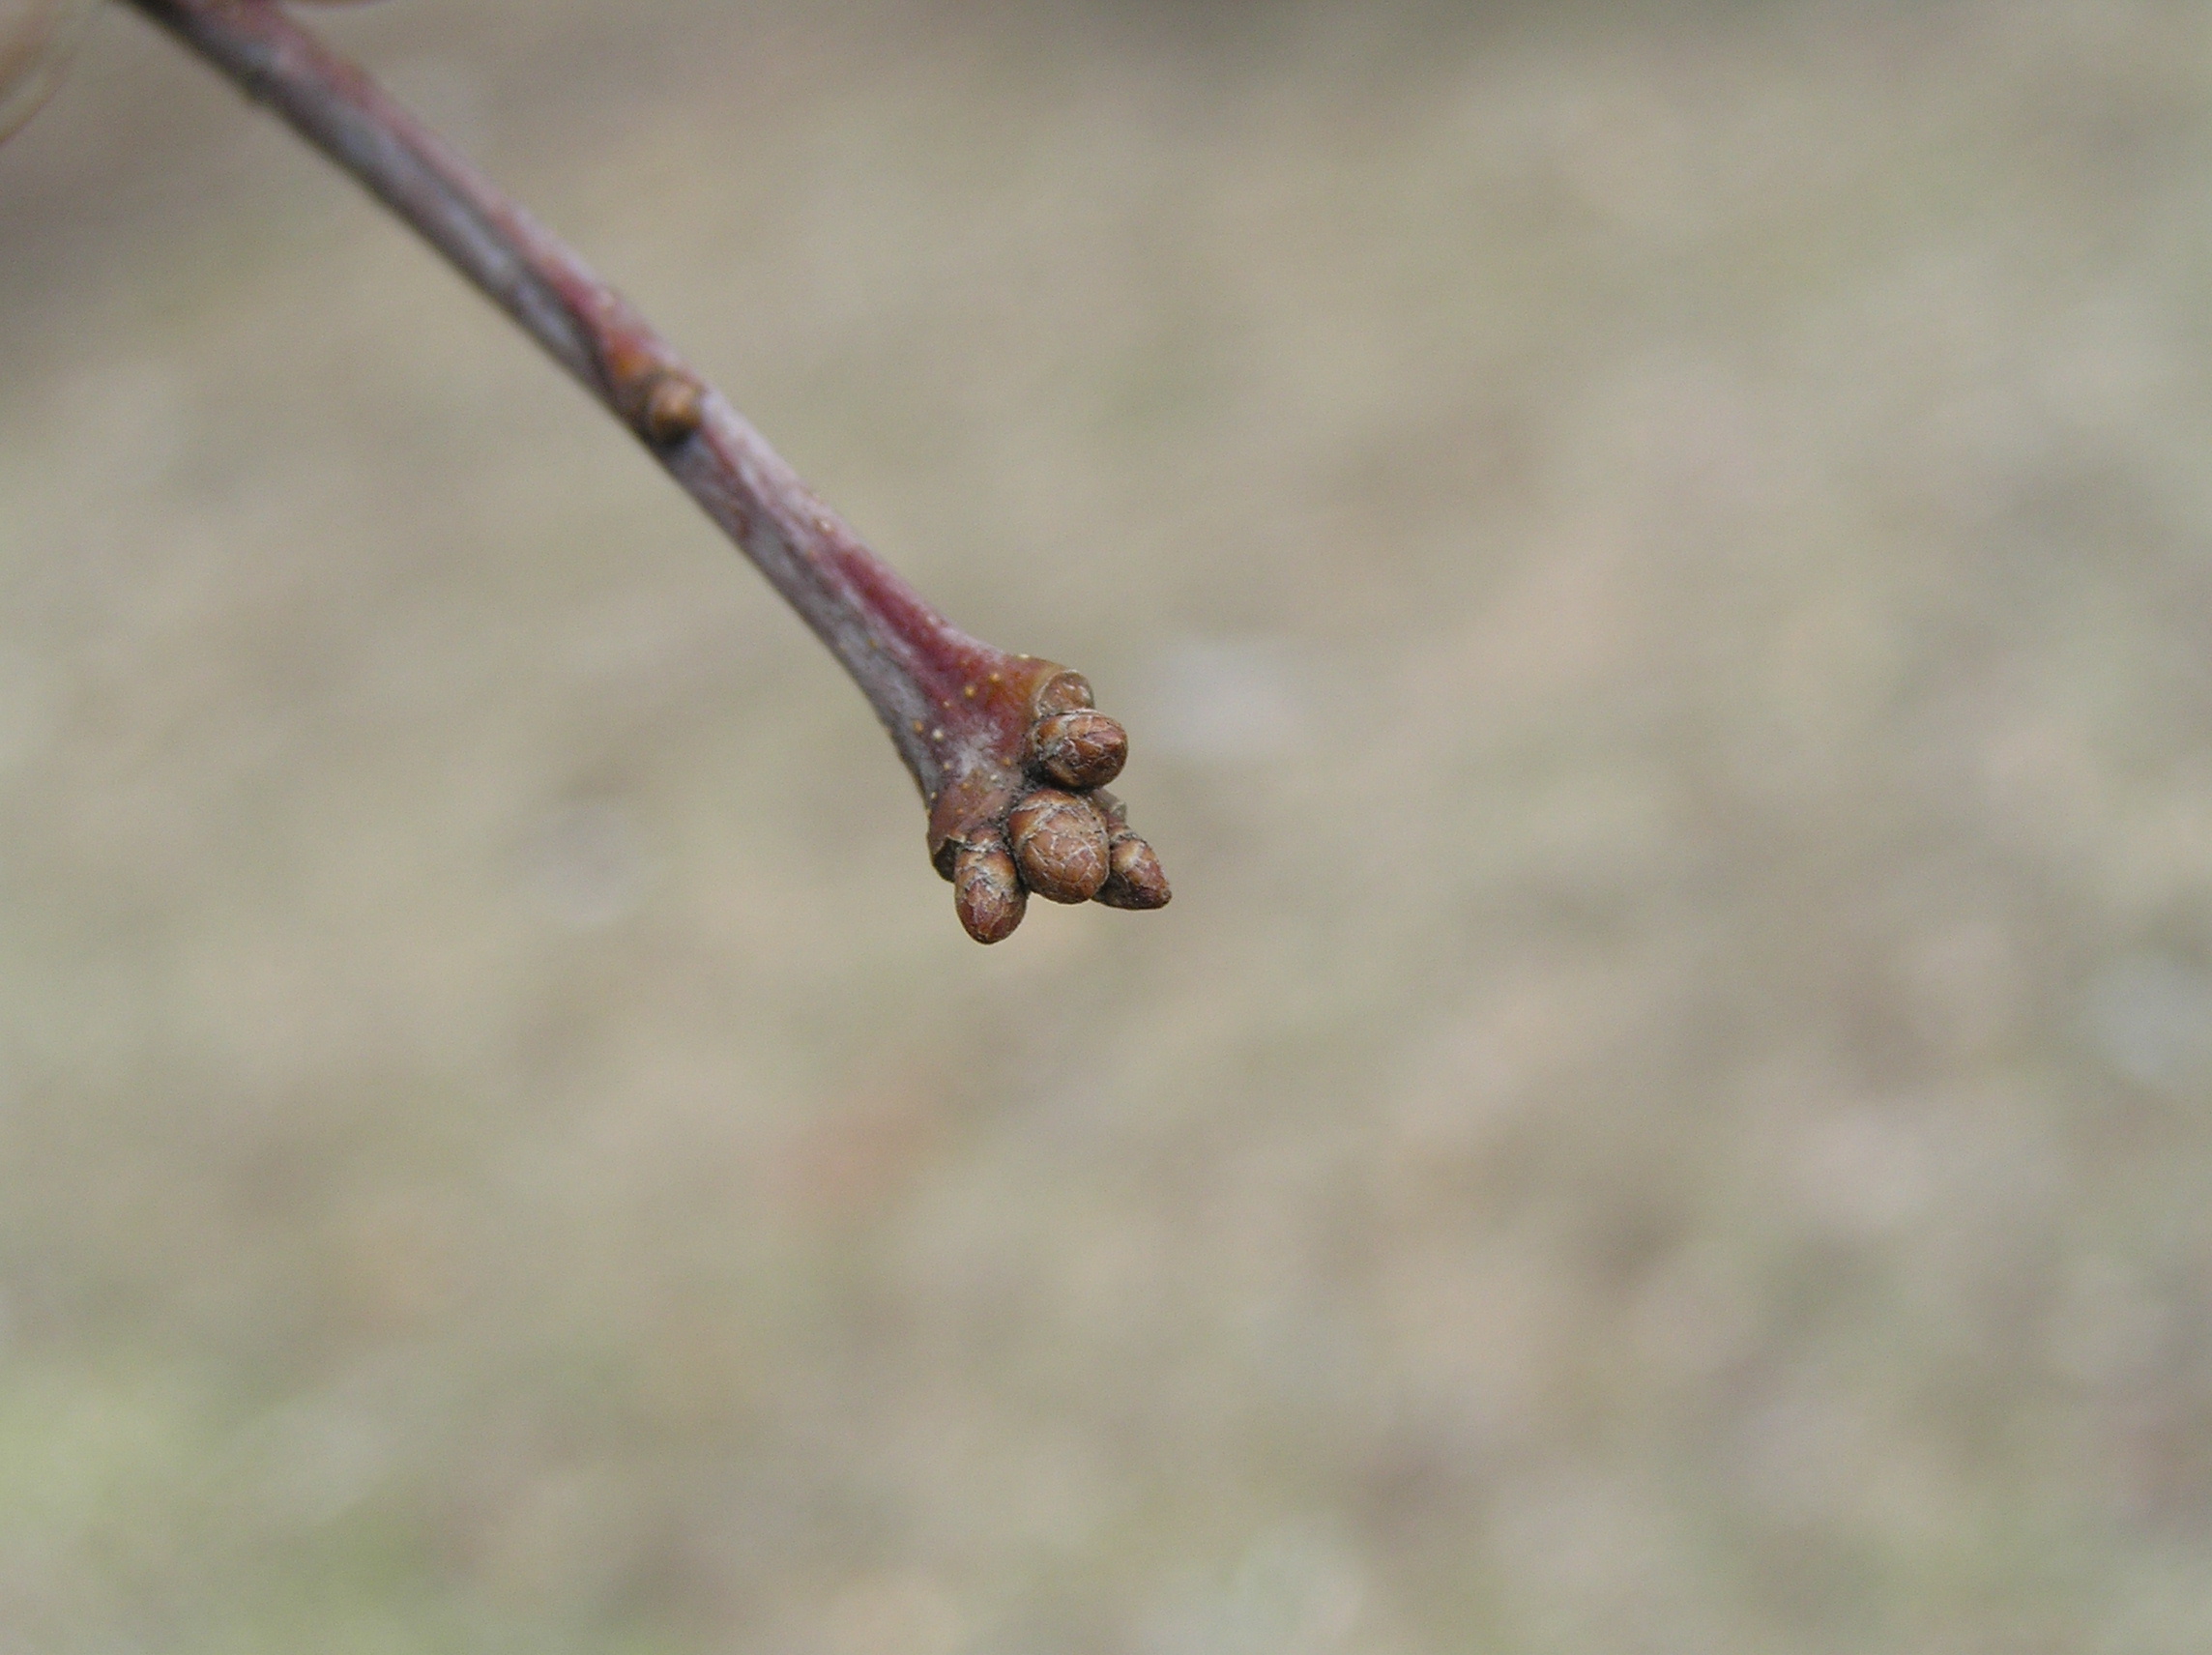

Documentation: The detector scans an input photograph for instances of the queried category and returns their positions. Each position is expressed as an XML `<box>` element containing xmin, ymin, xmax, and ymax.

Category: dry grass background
<box><xmin>4</xmin><ymin>0</ymin><xmax>2212</xmax><ymax>1648</ymax></box>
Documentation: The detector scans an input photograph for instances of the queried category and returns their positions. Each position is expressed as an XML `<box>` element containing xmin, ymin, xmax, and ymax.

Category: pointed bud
<box><xmin>1006</xmin><ymin>788</ymin><xmax>1109</xmax><ymax>904</ymax></box>
<box><xmin>1095</xmin><ymin>828</ymin><xmax>1171</xmax><ymax>910</ymax></box>
<box><xmin>1029</xmin><ymin>710</ymin><xmax>1127</xmax><ymax>790</ymax></box>
<box><xmin>953</xmin><ymin>837</ymin><xmax>1027</xmax><ymax>943</ymax></box>
<box><xmin>1033</xmin><ymin>671</ymin><xmax>1095</xmax><ymax>718</ymax></box>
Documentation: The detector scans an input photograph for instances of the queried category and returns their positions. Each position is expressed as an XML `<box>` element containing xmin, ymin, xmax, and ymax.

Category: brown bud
<box><xmin>643</xmin><ymin>372</ymin><xmax>704</xmax><ymax>445</ymax></box>
<box><xmin>1095</xmin><ymin>828</ymin><xmax>1171</xmax><ymax>910</ymax></box>
<box><xmin>953</xmin><ymin>837</ymin><xmax>1027</xmax><ymax>944</ymax></box>
<box><xmin>1033</xmin><ymin>671</ymin><xmax>1095</xmax><ymax>718</ymax></box>
<box><xmin>1029</xmin><ymin>710</ymin><xmax>1127</xmax><ymax>790</ymax></box>
<box><xmin>928</xmin><ymin>774</ymin><xmax>1020</xmax><ymax>881</ymax></box>
<box><xmin>1006</xmin><ymin>788</ymin><xmax>1109</xmax><ymax>904</ymax></box>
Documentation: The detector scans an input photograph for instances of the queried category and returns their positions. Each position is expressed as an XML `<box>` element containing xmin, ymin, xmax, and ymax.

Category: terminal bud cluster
<box><xmin>924</xmin><ymin>663</ymin><xmax>1168</xmax><ymax>944</ymax></box>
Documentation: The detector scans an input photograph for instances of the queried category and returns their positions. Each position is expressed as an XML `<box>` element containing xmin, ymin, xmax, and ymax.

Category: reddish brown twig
<box><xmin>120</xmin><ymin>0</ymin><xmax>1167</xmax><ymax>942</ymax></box>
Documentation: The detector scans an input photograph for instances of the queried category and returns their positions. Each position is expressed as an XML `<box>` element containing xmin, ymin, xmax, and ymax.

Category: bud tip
<box><xmin>1029</xmin><ymin>710</ymin><xmax>1128</xmax><ymax>790</ymax></box>
<box><xmin>1095</xmin><ymin>830</ymin><xmax>1171</xmax><ymax>910</ymax></box>
<box><xmin>953</xmin><ymin>839</ymin><xmax>1027</xmax><ymax>943</ymax></box>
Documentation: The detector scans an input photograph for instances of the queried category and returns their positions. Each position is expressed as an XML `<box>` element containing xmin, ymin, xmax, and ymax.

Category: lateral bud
<box><xmin>1006</xmin><ymin>788</ymin><xmax>1109</xmax><ymax>904</ymax></box>
<box><xmin>642</xmin><ymin>370</ymin><xmax>704</xmax><ymax>445</ymax></box>
<box><xmin>927</xmin><ymin>773</ymin><xmax>1021</xmax><ymax>880</ymax></box>
<box><xmin>953</xmin><ymin>835</ymin><xmax>1027</xmax><ymax>944</ymax></box>
<box><xmin>1032</xmin><ymin>671</ymin><xmax>1095</xmax><ymax>718</ymax></box>
<box><xmin>1028</xmin><ymin>710</ymin><xmax>1127</xmax><ymax>790</ymax></box>
<box><xmin>1095</xmin><ymin>828</ymin><xmax>1171</xmax><ymax>910</ymax></box>
<box><xmin>1086</xmin><ymin>789</ymin><xmax>1169</xmax><ymax>910</ymax></box>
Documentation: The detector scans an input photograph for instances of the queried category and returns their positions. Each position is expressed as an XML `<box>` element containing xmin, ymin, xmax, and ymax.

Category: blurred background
<box><xmin>3</xmin><ymin>0</ymin><xmax>2212</xmax><ymax>1648</ymax></box>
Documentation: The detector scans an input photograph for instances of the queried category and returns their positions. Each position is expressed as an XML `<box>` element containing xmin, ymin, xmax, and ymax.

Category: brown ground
<box><xmin>4</xmin><ymin>1</ymin><xmax>2212</xmax><ymax>1649</ymax></box>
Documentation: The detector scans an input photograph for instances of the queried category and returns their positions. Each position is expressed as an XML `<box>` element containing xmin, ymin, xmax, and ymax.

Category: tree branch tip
<box><xmin>920</xmin><ymin>658</ymin><xmax>1168</xmax><ymax>940</ymax></box>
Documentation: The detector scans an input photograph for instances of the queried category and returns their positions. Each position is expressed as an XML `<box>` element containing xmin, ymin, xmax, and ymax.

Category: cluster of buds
<box><xmin>926</xmin><ymin>666</ymin><xmax>1169</xmax><ymax>944</ymax></box>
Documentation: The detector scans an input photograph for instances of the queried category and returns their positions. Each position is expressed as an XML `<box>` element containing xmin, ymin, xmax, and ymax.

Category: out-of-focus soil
<box><xmin>5</xmin><ymin>2</ymin><xmax>2212</xmax><ymax>1649</ymax></box>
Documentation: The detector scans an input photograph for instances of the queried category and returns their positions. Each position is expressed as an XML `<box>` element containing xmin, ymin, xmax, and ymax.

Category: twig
<box><xmin>119</xmin><ymin>0</ymin><xmax>1167</xmax><ymax>942</ymax></box>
